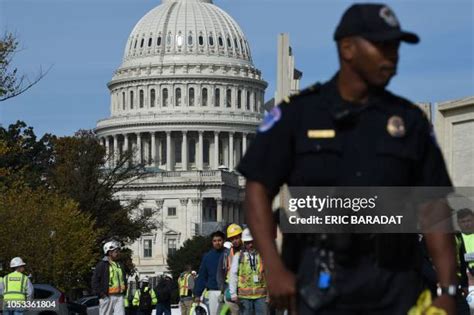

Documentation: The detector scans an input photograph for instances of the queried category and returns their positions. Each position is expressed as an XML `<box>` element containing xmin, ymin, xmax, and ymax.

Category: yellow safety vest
<box><xmin>108</xmin><ymin>261</ymin><xmax>125</xmax><ymax>295</ymax></box>
<box><xmin>3</xmin><ymin>271</ymin><xmax>28</xmax><ymax>301</ymax></box>
<box><xmin>132</xmin><ymin>287</ymin><xmax>157</xmax><ymax>307</ymax></box>
<box><xmin>462</xmin><ymin>233</ymin><xmax>474</xmax><ymax>269</ymax></box>
<box><xmin>237</xmin><ymin>251</ymin><xmax>266</xmax><ymax>299</ymax></box>
<box><xmin>178</xmin><ymin>273</ymin><xmax>191</xmax><ymax>297</ymax></box>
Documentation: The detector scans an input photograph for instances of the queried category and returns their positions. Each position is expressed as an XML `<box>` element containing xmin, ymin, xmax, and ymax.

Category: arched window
<box><xmin>218</xmin><ymin>37</ymin><xmax>224</xmax><ymax>47</ymax></box>
<box><xmin>163</xmin><ymin>88</ymin><xmax>169</xmax><ymax>107</ymax></box>
<box><xmin>208</xmin><ymin>35</ymin><xmax>214</xmax><ymax>46</ymax></box>
<box><xmin>122</xmin><ymin>92</ymin><xmax>126</xmax><ymax>110</ymax></box>
<box><xmin>189</xmin><ymin>88</ymin><xmax>195</xmax><ymax>106</ymax></box>
<box><xmin>139</xmin><ymin>90</ymin><xmax>144</xmax><ymax>108</ymax></box>
<box><xmin>227</xmin><ymin>37</ymin><xmax>231</xmax><ymax>47</ymax></box>
<box><xmin>130</xmin><ymin>91</ymin><xmax>134</xmax><ymax>109</ymax></box>
<box><xmin>166</xmin><ymin>33</ymin><xmax>172</xmax><ymax>45</ymax></box>
<box><xmin>157</xmin><ymin>36</ymin><xmax>162</xmax><ymax>46</ymax></box>
<box><xmin>198</xmin><ymin>35</ymin><xmax>204</xmax><ymax>46</ymax></box>
<box><xmin>237</xmin><ymin>90</ymin><xmax>242</xmax><ymax>109</ymax></box>
<box><xmin>148</xmin><ymin>38</ymin><xmax>152</xmax><ymax>47</ymax></box>
<box><xmin>188</xmin><ymin>34</ymin><xmax>193</xmax><ymax>46</ymax></box>
<box><xmin>150</xmin><ymin>89</ymin><xmax>156</xmax><ymax>107</ymax></box>
<box><xmin>140</xmin><ymin>38</ymin><xmax>144</xmax><ymax>48</ymax></box>
<box><xmin>214</xmin><ymin>88</ymin><xmax>220</xmax><ymax>107</ymax></box>
<box><xmin>175</xmin><ymin>88</ymin><xmax>182</xmax><ymax>106</ymax></box>
<box><xmin>226</xmin><ymin>89</ymin><xmax>232</xmax><ymax>108</ymax></box>
<box><xmin>134</xmin><ymin>39</ymin><xmax>138</xmax><ymax>49</ymax></box>
<box><xmin>202</xmin><ymin>88</ymin><xmax>208</xmax><ymax>106</ymax></box>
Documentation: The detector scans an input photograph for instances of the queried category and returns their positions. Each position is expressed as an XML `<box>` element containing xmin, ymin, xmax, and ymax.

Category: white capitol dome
<box><xmin>122</xmin><ymin>0</ymin><xmax>253</xmax><ymax>68</ymax></box>
<box><xmin>95</xmin><ymin>0</ymin><xmax>266</xmax><ymax>273</ymax></box>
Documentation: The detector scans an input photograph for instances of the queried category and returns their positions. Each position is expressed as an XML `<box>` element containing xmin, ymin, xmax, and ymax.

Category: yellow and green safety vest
<box><xmin>108</xmin><ymin>261</ymin><xmax>125</xmax><ymax>295</ymax></box>
<box><xmin>461</xmin><ymin>233</ymin><xmax>474</xmax><ymax>269</ymax></box>
<box><xmin>237</xmin><ymin>251</ymin><xmax>266</xmax><ymax>299</ymax></box>
<box><xmin>178</xmin><ymin>272</ymin><xmax>192</xmax><ymax>297</ymax></box>
<box><xmin>132</xmin><ymin>287</ymin><xmax>157</xmax><ymax>306</ymax></box>
<box><xmin>3</xmin><ymin>271</ymin><xmax>28</xmax><ymax>301</ymax></box>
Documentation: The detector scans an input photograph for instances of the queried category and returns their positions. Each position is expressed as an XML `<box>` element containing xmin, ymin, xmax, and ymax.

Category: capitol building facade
<box><xmin>95</xmin><ymin>0</ymin><xmax>267</xmax><ymax>276</ymax></box>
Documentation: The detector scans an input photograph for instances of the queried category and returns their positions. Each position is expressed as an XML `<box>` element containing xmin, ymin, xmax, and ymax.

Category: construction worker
<box><xmin>217</xmin><ymin>224</ymin><xmax>243</xmax><ymax>315</ymax></box>
<box><xmin>2</xmin><ymin>257</ymin><xmax>34</xmax><ymax>315</ymax></box>
<box><xmin>92</xmin><ymin>241</ymin><xmax>127</xmax><ymax>315</ymax></box>
<box><xmin>229</xmin><ymin>229</ymin><xmax>267</xmax><ymax>315</ymax></box>
<box><xmin>123</xmin><ymin>282</ymin><xmax>135</xmax><ymax>315</ymax></box>
<box><xmin>178</xmin><ymin>265</ymin><xmax>195</xmax><ymax>315</ymax></box>
<box><xmin>132</xmin><ymin>277</ymin><xmax>157</xmax><ymax>315</ymax></box>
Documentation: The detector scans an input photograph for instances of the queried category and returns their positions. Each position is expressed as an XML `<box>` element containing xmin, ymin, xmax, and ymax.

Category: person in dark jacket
<box><xmin>155</xmin><ymin>275</ymin><xmax>174</xmax><ymax>315</ymax></box>
<box><xmin>91</xmin><ymin>241</ymin><xmax>127</xmax><ymax>315</ymax></box>
<box><xmin>194</xmin><ymin>231</ymin><xmax>225</xmax><ymax>315</ymax></box>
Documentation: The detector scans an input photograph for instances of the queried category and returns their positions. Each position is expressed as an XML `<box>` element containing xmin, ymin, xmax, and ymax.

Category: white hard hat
<box><xmin>467</xmin><ymin>289</ymin><xmax>474</xmax><ymax>309</ymax></box>
<box><xmin>241</xmin><ymin>228</ymin><xmax>253</xmax><ymax>242</ymax></box>
<box><xmin>223</xmin><ymin>241</ymin><xmax>232</xmax><ymax>249</ymax></box>
<box><xmin>191</xmin><ymin>270</ymin><xmax>197</xmax><ymax>275</ymax></box>
<box><xmin>103</xmin><ymin>241</ymin><xmax>120</xmax><ymax>254</ymax></box>
<box><xmin>141</xmin><ymin>276</ymin><xmax>149</xmax><ymax>283</ymax></box>
<box><xmin>10</xmin><ymin>257</ymin><xmax>26</xmax><ymax>268</ymax></box>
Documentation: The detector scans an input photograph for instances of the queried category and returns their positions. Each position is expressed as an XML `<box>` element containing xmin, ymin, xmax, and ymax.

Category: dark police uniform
<box><xmin>237</xmin><ymin>74</ymin><xmax>453</xmax><ymax>314</ymax></box>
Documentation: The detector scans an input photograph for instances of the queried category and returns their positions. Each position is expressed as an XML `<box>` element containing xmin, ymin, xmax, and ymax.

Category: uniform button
<box><xmin>356</xmin><ymin>171</ymin><xmax>362</xmax><ymax>177</ymax></box>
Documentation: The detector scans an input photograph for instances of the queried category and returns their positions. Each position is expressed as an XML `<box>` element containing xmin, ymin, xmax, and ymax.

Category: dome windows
<box><xmin>163</xmin><ymin>88</ymin><xmax>169</xmax><ymax>107</ymax></box>
<box><xmin>122</xmin><ymin>92</ymin><xmax>126</xmax><ymax>110</ymax></box>
<box><xmin>148</xmin><ymin>38</ymin><xmax>153</xmax><ymax>47</ymax></box>
<box><xmin>176</xmin><ymin>33</ymin><xmax>184</xmax><ymax>47</ymax></box>
<box><xmin>226</xmin><ymin>89</ymin><xmax>232</xmax><ymax>108</ymax></box>
<box><xmin>134</xmin><ymin>39</ymin><xmax>138</xmax><ymax>49</ymax></box>
<box><xmin>130</xmin><ymin>91</ymin><xmax>134</xmax><ymax>109</ymax></box>
<box><xmin>188</xmin><ymin>33</ymin><xmax>193</xmax><ymax>46</ymax></box>
<box><xmin>198</xmin><ymin>35</ymin><xmax>204</xmax><ymax>46</ymax></box>
<box><xmin>227</xmin><ymin>37</ymin><xmax>231</xmax><ymax>48</ymax></box>
<box><xmin>237</xmin><ymin>90</ymin><xmax>242</xmax><ymax>109</ymax></box>
<box><xmin>218</xmin><ymin>36</ymin><xmax>224</xmax><ymax>47</ymax></box>
<box><xmin>166</xmin><ymin>33</ymin><xmax>172</xmax><ymax>46</ymax></box>
<box><xmin>189</xmin><ymin>88</ymin><xmax>195</xmax><ymax>106</ymax></box>
<box><xmin>140</xmin><ymin>38</ymin><xmax>145</xmax><ymax>48</ymax></box>
<box><xmin>157</xmin><ymin>36</ymin><xmax>162</xmax><ymax>46</ymax></box>
<box><xmin>202</xmin><ymin>88</ymin><xmax>208</xmax><ymax>106</ymax></box>
<box><xmin>246</xmin><ymin>92</ymin><xmax>250</xmax><ymax>110</ymax></box>
<box><xmin>139</xmin><ymin>89</ymin><xmax>144</xmax><ymax>108</ymax></box>
<box><xmin>208</xmin><ymin>34</ymin><xmax>215</xmax><ymax>46</ymax></box>
<box><xmin>175</xmin><ymin>88</ymin><xmax>182</xmax><ymax>106</ymax></box>
<box><xmin>214</xmin><ymin>88</ymin><xmax>220</xmax><ymax>107</ymax></box>
<box><xmin>150</xmin><ymin>89</ymin><xmax>156</xmax><ymax>107</ymax></box>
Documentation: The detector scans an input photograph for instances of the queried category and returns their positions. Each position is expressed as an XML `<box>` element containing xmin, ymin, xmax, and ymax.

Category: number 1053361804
<box><xmin>4</xmin><ymin>300</ymin><xmax>57</xmax><ymax>310</ymax></box>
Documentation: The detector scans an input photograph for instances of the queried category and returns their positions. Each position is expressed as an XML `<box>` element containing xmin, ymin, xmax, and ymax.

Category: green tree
<box><xmin>0</xmin><ymin>33</ymin><xmax>48</xmax><ymax>101</ymax></box>
<box><xmin>167</xmin><ymin>235</ymin><xmax>212</xmax><ymax>280</ymax></box>
<box><xmin>0</xmin><ymin>121</ymin><xmax>55</xmax><ymax>188</ymax></box>
<box><xmin>0</xmin><ymin>183</ymin><xmax>98</xmax><ymax>292</ymax></box>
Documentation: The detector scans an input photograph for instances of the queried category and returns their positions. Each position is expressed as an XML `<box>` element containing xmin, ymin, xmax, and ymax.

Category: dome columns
<box><xmin>99</xmin><ymin>130</ymin><xmax>253</xmax><ymax>171</ymax></box>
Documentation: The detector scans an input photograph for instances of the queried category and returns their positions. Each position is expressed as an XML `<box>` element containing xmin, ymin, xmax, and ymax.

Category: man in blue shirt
<box><xmin>194</xmin><ymin>231</ymin><xmax>225</xmax><ymax>315</ymax></box>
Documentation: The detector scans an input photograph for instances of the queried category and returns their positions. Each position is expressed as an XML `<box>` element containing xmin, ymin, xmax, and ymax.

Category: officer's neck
<box><xmin>337</xmin><ymin>69</ymin><xmax>372</xmax><ymax>105</ymax></box>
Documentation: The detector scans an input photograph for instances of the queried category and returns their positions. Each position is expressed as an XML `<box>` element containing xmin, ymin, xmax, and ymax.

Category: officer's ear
<box><xmin>338</xmin><ymin>37</ymin><xmax>357</xmax><ymax>62</ymax></box>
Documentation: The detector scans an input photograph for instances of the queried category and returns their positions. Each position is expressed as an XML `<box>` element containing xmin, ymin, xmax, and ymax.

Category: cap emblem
<box><xmin>379</xmin><ymin>6</ymin><xmax>399</xmax><ymax>27</ymax></box>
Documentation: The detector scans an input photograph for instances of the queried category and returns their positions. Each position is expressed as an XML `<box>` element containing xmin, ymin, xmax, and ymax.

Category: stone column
<box><xmin>123</xmin><ymin>134</ymin><xmax>129</xmax><ymax>153</ymax></box>
<box><xmin>136</xmin><ymin>133</ymin><xmax>142</xmax><ymax>164</ymax></box>
<box><xmin>151</xmin><ymin>132</ymin><xmax>156</xmax><ymax>167</ymax></box>
<box><xmin>242</xmin><ymin>133</ymin><xmax>248</xmax><ymax>155</ymax></box>
<box><xmin>113</xmin><ymin>135</ymin><xmax>119</xmax><ymax>166</ymax></box>
<box><xmin>216</xmin><ymin>198</ymin><xmax>223</xmax><ymax>223</ymax></box>
<box><xmin>105</xmin><ymin>137</ymin><xmax>110</xmax><ymax>167</ymax></box>
<box><xmin>229</xmin><ymin>132</ymin><xmax>234</xmax><ymax>171</ymax></box>
<box><xmin>166</xmin><ymin>131</ymin><xmax>171</xmax><ymax>171</ymax></box>
<box><xmin>182</xmin><ymin>131</ymin><xmax>188</xmax><ymax>171</ymax></box>
<box><xmin>198</xmin><ymin>131</ymin><xmax>204</xmax><ymax>170</ymax></box>
<box><xmin>214</xmin><ymin>131</ymin><xmax>219</xmax><ymax>169</ymax></box>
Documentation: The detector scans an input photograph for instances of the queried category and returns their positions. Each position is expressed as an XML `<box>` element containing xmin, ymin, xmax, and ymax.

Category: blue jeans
<box><xmin>239</xmin><ymin>298</ymin><xmax>267</xmax><ymax>315</ymax></box>
<box><xmin>155</xmin><ymin>303</ymin><xmax>171</xmax><ymax>315</ymax></box>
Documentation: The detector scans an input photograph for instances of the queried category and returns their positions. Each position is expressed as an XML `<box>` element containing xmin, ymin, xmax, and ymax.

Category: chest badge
<box><xmin>307</xmin><ymin>129</ymin><xmax>336</xmax><ymax>138</ymax></box>
<box><xmin>387</xmin><ymin>115</ymin><xmax>406</xmax><ymax>137</ymax></box>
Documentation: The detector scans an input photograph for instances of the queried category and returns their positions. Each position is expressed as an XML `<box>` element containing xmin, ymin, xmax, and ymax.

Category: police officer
<box><xmin>238</xmin><ymin>3</ymin><xmax>457</xmax><ymax>315</ymax></box>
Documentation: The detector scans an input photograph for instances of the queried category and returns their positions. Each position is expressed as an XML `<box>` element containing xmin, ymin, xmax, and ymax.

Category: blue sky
<box><xmin>1</xmin><ymin>0</ymin><xmax>472</xmax><ymax>137</ymax></box>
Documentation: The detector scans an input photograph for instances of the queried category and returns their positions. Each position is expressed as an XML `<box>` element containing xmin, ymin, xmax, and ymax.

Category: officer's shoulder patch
<box><xmin>258</xmin><ymin>106</ymin><xmax>282</xmax><ymax>133</ymax></box>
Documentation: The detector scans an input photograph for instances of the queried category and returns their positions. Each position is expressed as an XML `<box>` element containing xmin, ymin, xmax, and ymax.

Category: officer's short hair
<box><xmin>211</xmin><ymin>231</ymin><xmax>225</xmax><ymax>240</ymax></box>
<box><xmin>457</xmin><ymin>208</ymin><xmax>474</xmax><ymax>220</ymax></box>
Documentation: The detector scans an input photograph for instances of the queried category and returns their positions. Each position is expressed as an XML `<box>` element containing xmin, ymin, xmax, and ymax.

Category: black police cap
<box><xmin>334</xmin><ymin>3</ymin><xmax>420</xmax><ymax>44</ymax></box>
